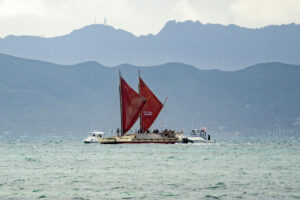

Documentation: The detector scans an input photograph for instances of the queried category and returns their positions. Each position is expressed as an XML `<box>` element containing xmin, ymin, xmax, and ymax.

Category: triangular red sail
<box><xmin>120</xmin><ymin>77</ymin><xmax>146</xmax><ymax>134</ymax></box>
<box><xmin>139</xmin><ymin>77</ymin><xmax>163</xmax><ymax>132</ymax></box>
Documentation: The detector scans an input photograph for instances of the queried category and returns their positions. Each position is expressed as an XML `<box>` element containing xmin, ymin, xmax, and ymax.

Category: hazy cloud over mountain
<box><xmin>0</xmin><ymin>0</ymin><xmax>300</xmax><ymax>37</ymax></box>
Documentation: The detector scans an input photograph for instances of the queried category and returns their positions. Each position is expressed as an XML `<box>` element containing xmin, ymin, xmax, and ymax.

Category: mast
<box><xmin>138</xmin><ymin>70</ymin><xmax>142</xmax><ymax>133</ymax></box>
<box><xmin>162</xmin><ymin>97</ymin><xmax>168</xmax><ymax>109</ymax></box>
<box><xmin>119</xmin><ymin>70</ymin><xmax>123</xmax><ymax>135</ymax></box>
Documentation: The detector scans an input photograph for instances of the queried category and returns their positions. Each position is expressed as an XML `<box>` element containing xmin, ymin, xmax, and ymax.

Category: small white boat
<box><xmin>83</xmin><ymin>131</ymin><xmax>105</xmax><ymax>143</ymax></box>
<box><xmin>181</xmin><ymin>128</ymin><xmax>216</xmax><ymax>143</ymax></box>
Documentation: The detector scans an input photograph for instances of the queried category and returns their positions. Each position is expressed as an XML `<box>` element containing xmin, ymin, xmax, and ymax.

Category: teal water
<box><xmin>0</xmin><ymin>136</ymin><xmax>299</xmax><ymax>200</ymax></box>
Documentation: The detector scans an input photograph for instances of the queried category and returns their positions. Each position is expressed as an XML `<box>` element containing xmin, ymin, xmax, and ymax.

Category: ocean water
<box><xmin>0</xmin><ymin>136</ymin><xmax>299</xmax><ymax>200</ymax></box>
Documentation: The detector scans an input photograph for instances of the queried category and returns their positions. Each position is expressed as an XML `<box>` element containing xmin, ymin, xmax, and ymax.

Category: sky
<box><xmin>0</xmin><ymin>0</ymin><xmax>300</xmax><ymax>37</ymax></box>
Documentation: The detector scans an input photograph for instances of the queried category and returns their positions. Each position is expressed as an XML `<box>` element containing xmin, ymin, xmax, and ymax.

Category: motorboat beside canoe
<box><xmin>180</xmin><ymin>128</ymin><xmax>216</xmax><ymax>144</ymax></box>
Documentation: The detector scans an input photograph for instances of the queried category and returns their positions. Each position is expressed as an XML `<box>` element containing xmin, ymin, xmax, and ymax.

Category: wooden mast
<box><xmin>119</xmin><ymin>70</ymin><xmax>123</xmax><ymax>135</ymax></box>
<box><xmin>138</xmin><ymin>70</ymin><xmax>143</xmax><ymax>133</ymax></box>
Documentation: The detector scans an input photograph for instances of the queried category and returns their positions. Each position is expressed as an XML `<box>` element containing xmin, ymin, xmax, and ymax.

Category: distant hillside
<box><xmin>0</xmin><ymin>53</ymin><xmax>299</xmax><ymax>136</ymax></box>
<box><xmin>1</xmin><ymin>21</ymin><xmax>300</xmax><ymax>70</ymax></box>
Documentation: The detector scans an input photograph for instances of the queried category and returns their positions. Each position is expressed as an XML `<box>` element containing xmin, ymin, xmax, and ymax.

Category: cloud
<box><xmin>172</xmin><ymin>0</ymin><xmax>200</xmax><ymax>20</ymax></box>
<box><xmin>0</xmin><ymin>0</ymin><xmax>299</xmax><ymax>37</ymax></box>
<box><xmin>230</xmin><ymin>0</ymin><xmax>300</xmax><ymax>27</ymax></box>
<box><xmin>0</xmin><ymin>0</ymin><xmax>46</xmax><ymax>18</ymax></box>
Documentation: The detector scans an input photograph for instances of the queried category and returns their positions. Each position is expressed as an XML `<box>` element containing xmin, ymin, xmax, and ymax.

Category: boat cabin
<box><xmin>91</xmin><ymin>131</ymin><xmax>104</xmax><ymax>138</ymax></box>
<box><xmin>190</xmin><ymin>129</ymin><xmax>207</xmax><ymax>139</ymax></box>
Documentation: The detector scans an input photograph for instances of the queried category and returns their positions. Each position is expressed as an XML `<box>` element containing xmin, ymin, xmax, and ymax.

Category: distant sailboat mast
<box><xmin>119</xmin><ymin>71</ymin><xmax>123</xmax><ymax>134</ymax></box>
<box><xmin>138</xmin><ymin>70</ymin><xmax>142</xmax><ymax>132</ymax></box>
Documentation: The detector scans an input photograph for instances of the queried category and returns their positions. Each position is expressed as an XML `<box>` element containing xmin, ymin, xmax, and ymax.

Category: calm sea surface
<box><xmin>0</xmin><ymin>136</ymin><xmax>299</xmax><ymax>200</ymax></box>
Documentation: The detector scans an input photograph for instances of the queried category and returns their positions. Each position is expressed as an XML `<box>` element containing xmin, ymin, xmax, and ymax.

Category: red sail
<box><xmin>139</xmin><ymin>77</ymin><xmax>163</xmax><ymax>132</ymax></box>
<box><xmin>120</xmin><ymin>77</ymin><xmax>146</xmax><ymax>134</ymax></box>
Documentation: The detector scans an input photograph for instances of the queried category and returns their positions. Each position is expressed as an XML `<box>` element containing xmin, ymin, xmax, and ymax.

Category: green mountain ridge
<box><xmin>0</xmin><ymin>53</ymin><xmax>299</xmax><ymax>136</ymax></box>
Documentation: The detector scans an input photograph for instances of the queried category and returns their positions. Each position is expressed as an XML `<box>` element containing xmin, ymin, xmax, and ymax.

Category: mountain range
<box><xmin>1</xmin><ymin>20</ymin><xmax>300</xmax><ymax>70</ymax></box>
<box><xmin>0</xmin><ymin>53</ymin><xmax>299</xmax><ymax>136</ymax></box>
